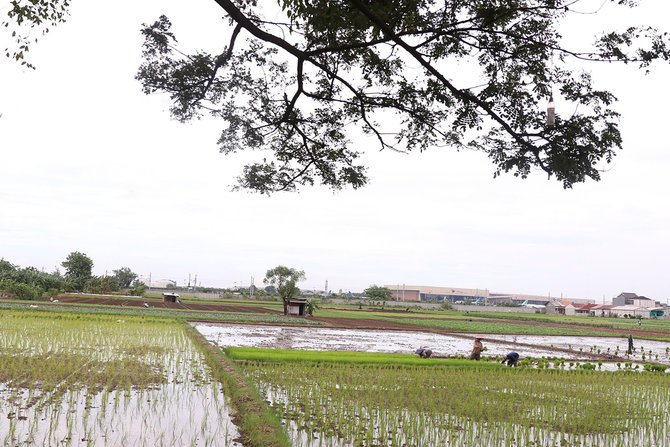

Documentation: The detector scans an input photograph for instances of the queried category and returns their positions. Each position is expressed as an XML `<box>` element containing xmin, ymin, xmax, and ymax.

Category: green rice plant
<box><xmin>226</xmin><ymin>346</ymin><xmax>508</xmax><ymax>369</ymax></box>
<box><xmin>0</xmin><ymin>309</ymin><xmax>243</xmax><ymax>446</ymax></box>
<box><xmin>239</xmin><ymin>350</ymin><xmax>670</xmax><ymax>447</ymax></box>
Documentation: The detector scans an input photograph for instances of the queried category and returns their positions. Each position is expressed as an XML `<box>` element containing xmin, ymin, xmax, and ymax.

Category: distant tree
<box><xmin>264</xmin><ymin>285</ymin><xmax>277</xmax><ymax>295</ymax></box>
<box><xmin>0</xmin><ymin>279</ymin><xmax>39</xmax><ymax>300</ymax></box>
<box><xmin>364</xmin><ymin>285</ymin><xmax>393</xmax><ymax>303</ymax></box>
<box><xmin>129</xmin><ymin>283</ymin><xmax>146</xmax><ymax>297</ymax></box>
<box><xmin>0</xmin><ymin>259</ymin><xmax>65</xmax><ymax>298</ymax></box>
<box><xmin>112</xmin><ymin>267</ymin><xmax>137</xmax><ymax>288</ymax></box>
<box><xmin>61</xmin><ymin>252</ymin><xmax>93</xmax><ymax>291</ymax></box>
<box><xmin>306</xmin><ymin>298</ymin><xmax>320</xmax><ymax>316</ymax></box>
<box><xmin>264</xmin><ymin>266</ymin><xmax>306</xmax><ymax>315</ymax></box>
<box><xmin>0</xmin><ymin>259</ymin><xmax>17</xmax><ymax>279</ymax></box>
<box><xmin>84</xmin><ymin>276</ymin><xmax>119</xmax><ymax>294</ymax></box>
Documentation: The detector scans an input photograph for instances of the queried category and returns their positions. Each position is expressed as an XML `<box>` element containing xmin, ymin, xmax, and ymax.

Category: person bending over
<box><xmin>501</xmin><ymin>352</ymin><xmax>519</xmax><ymax>367</ymax></box>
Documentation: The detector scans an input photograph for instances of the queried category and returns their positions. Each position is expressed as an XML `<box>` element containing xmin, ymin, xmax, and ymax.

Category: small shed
<box><xmin>162</xmin><ymin>292</ymin><xmax>180</xmax><ymax>303</ymax></box>
<box><xmin>287</xmin><ymin>298</ymin><xmax>308</xmax><ymax>316</ymax></box>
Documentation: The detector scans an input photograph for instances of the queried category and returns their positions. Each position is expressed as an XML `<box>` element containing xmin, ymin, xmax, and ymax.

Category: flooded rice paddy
<box><xmin>0</xmin><ymin>312</ymin><xmax>242</xmax><ymax>446</ymax></box>
<box><xmin>194</xmin><ymin>322</ymin><xmax>670</xmax><ymax>366</ymax></box>
<box><xmin>195</xmin><ymin>323</ymin><xmax>670</xmax><ymax>447</ymax></box>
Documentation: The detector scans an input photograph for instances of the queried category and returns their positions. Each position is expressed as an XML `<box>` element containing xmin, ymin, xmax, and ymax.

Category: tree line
<box><xmin>0</xmin><ymin>252</ymin><xmax>137</xmax><ymax>300</ymax></box>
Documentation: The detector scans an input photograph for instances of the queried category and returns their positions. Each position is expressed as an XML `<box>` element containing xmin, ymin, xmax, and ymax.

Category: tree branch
<box><xmin>347</xmin><ymin>0</ymin><xmax>551</xmax><ymax>175</ymax></box>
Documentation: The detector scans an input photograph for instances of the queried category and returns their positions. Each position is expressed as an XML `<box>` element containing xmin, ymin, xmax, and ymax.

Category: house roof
<box><xmin>617</xmin><ymin>292</ymin><xmax>638</xmax><ymax>299</ymax></box>
<box><xmin>575</xmin><ymin>304</ymin><xmax>599</xmax><ymax>310</ymax></box>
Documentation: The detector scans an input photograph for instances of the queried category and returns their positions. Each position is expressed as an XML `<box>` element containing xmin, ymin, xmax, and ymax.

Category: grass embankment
<box><xmin>184</xmin><ymin>325</ymin><xmax>291</xmax><ymax>447</ymax></box>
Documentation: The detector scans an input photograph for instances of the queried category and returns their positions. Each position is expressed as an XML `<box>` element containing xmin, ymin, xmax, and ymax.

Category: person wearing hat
<box><xmin>415</xmin><ymin>345</ymin><xmax>432</xmax><ymax>358</ymax></box>
<box><xmin>470</xmin><ymin>337</ymin><xmax>484</xmax><ymax>360</ymax></box>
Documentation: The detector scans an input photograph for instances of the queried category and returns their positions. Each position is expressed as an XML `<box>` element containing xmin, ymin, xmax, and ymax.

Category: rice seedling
<box><xmin>0</xmin><ymin>309</ymin><xmax>242</xmax><ymax>446</ymax></box>
<box><xmin>238</xmin><ymin>349</ymin><xmax>670</xmax><ymax>447</ymax></box>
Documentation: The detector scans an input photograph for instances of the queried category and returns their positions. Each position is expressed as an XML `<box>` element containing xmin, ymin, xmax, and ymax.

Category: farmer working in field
<box><xmin>415</xmin><ymin>345</ymin><xmax>432</xmax><ymax>358</ymax></box>
<box><xmin>501</xmin><ymin>352</ymin><xmax>519</xmax><ymax>367</ymax></box>
<box><xmin>469</xmin><ymin>337</ymin><xmax>484</xmax><ymax>360</ymax></box>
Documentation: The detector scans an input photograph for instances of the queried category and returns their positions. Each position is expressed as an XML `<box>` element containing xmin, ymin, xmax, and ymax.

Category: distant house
<box><xmin>612</xmin><ymin>292</ymin><xmax>638</xmax><ymax>306</ymax></box>
<box><xmin>564</xmin><ymin>303</ymin><xmax>578</xmax><ymax>316</ymax></box>
<box><xmin>610</xmin><ymin>305</ymin><xmax>650</xmax><ymax>318</ymax></box>
<box><xmin>575</xmin><ymin>304</ymin><xmax>600</xmax><ymax>316</ymax></box>
<box><xmin>632</xmin><ymin>297</ymin><xmax>656</xmax><ymax>308</ymax></box>
<box><xmin>545</xmin><ymin>300</ymin><xmax>566</xmax><ymax>315</ymax></box>
<box><xmin>593</xmin><ymin>304</ymin><xmax>616</xmax><ymax>318</ymax></box>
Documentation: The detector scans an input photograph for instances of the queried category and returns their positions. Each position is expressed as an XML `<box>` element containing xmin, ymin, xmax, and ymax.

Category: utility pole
<box><xmin>325</xmin><ymin>280</ymin><xmax>328</xmax><ymax>296</ymax></box>
<box><xmin>250</xmin><ymin>275</ymin><xmax>254</xmax><ymax>299</ymax></box>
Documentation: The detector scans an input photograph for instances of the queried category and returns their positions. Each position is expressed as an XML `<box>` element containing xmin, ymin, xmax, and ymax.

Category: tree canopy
<box><xmin>113</xmin><ymin>267</ymin><xmax>137</xmax><ymax>288</ymax></box>
<box><xmin>135</xmin><ymin>0</ymin><xmax>670</xmax><ymax>193</ymax></box>
<box><xmin>6</xmin><ymin>1</ymin><xmax>670</xmax><ymax>192</ymax></box>
<box><xmin>364</xmin><ymin>284</ymin><xmax>393</xmax><ymax>302</ymax></box>
<box><xmin>61</xmin><ymin>251</ymin><xmax>93</xmax><ymax>290</ymax></box>
<box><xmin>264</xmin><ymin>265</ymin><xmax>305</xmax><ymax>314</ymax></box>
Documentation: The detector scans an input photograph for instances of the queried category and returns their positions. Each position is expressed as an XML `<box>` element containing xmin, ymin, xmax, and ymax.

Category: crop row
<box><xmin>242</xmin><ymin>359</ymin><xmax>670</xmax><ymax>446</ymax></box>
<box><xmin>0</xmin><ymin>310</ymin><xmax>240</xmax><ymax>446</ymax></box>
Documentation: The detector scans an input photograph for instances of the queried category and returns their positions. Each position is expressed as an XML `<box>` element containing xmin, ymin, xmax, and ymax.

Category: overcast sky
<box><xmin>1</xmin><ymin>1</ymin><xmax>668</xmax><ymax>302</ymax></box>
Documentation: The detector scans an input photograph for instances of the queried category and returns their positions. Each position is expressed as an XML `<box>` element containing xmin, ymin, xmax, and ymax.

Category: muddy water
<box><xmin>194</xmin><ymin>322</ymin><xmax>670</xmax><ymax>367</ymax></box>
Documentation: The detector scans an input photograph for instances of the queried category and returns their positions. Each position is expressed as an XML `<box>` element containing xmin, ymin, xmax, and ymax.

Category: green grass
<box><xmin>314</xmin><ymin>305</ymin><xmax>670</xmax><ymax>339</ymax></box>
<box><xmin>469</xmin><ymin>311</ymin><xmax>670</xmax><ymax>331</ymax></box>
<box><xmin>225</xmin><ymin>346</ymin><xmax>507</xmax><ymax>368</ymax></box>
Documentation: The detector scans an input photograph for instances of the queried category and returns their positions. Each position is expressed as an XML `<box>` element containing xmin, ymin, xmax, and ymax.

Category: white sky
<box><xmin>1</xmin><ymin>1</ymin><xmax>668</xmax><ymax>302</ymax></box>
